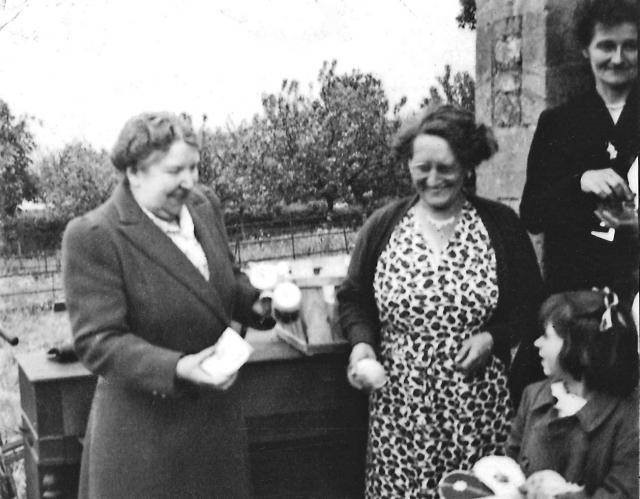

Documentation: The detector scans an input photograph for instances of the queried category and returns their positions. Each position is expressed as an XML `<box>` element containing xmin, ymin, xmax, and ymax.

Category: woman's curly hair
<box><xmin>392</xmin><ymin>104</ymin><xmax>498</xmax><ymax>170</ymax></box>
<box><xmin>574</xmin><ymin>0</ymin><xmax>638</xmax><ymax>47</ymax></box>
<box><xmin>111</xmin><ymin>112</ymin><xmax>199</xmax><ymax>172</ymax></box>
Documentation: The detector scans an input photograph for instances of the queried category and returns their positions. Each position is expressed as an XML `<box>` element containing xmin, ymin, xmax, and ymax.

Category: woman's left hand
<box><xmin>454</xmin><ymin>331</ymin><xmax>494</xmax><ymax>376</ymax></box>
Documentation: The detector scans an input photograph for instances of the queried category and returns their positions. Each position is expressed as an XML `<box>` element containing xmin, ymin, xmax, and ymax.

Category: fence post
<box><xmin>343</xmin><ymin>226</ymin><xmax>350</xmax><ymax>254</ymax></box>
<box><xmin>235</xmin><ymin>238</ymin><xmax>242</xmax><ymax>266</ymax></box>
<box><xmin>289</xmin><ymin>215</ymin><xmax>296</xmax><ymax>260</ymax></box>
<box><xmin>51</xmin><ymin>270</ymin><xmax>56</xmax><ymax>306</ymax></box>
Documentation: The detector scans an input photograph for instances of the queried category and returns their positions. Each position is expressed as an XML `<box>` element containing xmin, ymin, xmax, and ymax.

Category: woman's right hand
<box><xmin>580</xmin><ymin>168</ymin><xmax>632</xmax><ymax>200</ymax></box>
<box><xmin>175</xmin><ymin>345</ymin><xmax>238</xmax><ymax>391</ymax></box>
<box><xmin>347</xmin><ymin>342</ymin><xmax>377</xmax><ymax>391</ymax></box>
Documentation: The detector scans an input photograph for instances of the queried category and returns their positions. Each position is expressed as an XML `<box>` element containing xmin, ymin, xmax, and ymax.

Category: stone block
<box><xmin>495</xmin><ymin>37</ymin><xmax>522</xmax><ymax>67</ymax></box>
<box><xmin>494</xmin><ymin>71</ymin><xmax>521</xmax><ymax>92</ymax></box>
<box><xmin>493</xmin><ymin>91</ymin><xmax>522</xmax><ymax>127</ymax></box>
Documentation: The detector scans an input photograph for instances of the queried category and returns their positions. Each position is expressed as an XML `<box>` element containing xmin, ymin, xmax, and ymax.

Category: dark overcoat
<box><xmin>520</xmin><ymin>86</ymin><xmax>639</xmax><ymax>302</ymax></box>
<box><xmin>62</xmin><ymin>179</ymin><xmax>259</xmax><ymax>498</ymax></box>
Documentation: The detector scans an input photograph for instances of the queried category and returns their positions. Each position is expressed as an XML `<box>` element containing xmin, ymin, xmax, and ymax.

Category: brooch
<box><xmin>606</xmin><ymin>142</ymin><xmax>618</xmax><ymax>160</ymax></box>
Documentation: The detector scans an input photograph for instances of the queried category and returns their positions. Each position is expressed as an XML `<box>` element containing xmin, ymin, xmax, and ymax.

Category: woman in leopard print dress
<box><xmin>338</xmin><ymin>105</ymin><xmax>545</xmax><ymax>498</ymax></box>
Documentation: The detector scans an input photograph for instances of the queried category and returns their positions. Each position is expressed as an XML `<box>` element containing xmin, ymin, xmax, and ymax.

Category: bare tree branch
<box><xmin>0</xmin><ymin>0</ymin><xmax>28</xmax><ymax>32</ymax></box>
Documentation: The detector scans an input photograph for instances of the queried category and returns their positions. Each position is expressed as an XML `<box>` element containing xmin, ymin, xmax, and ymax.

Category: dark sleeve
<box><xmin>337</xmin><ymin>212</ymin><xmax>383</xmax><ymax>348</ymax></box>
<box><xmin>519</xmin><ymin>109</ymin><xmax>591</xmax><ymax>234</ymax></box>
<box><xmin>505</xmin><ymin>382</ymin><xmax>533</xmax><ymax>460</ymax></box>
<box><xmin>62</xmin><ymin>217</ymin><xmax>184</xmax><ymax>398</ymax></box>
<box><xmin>486</xmin><ymin>207</ymin><xmax>545</xmax><ymax>407</ymax></box>
<box><xmin>200</xmin><ymin>186</ymin><xmax>260</xmax><ymax>322</ymax></box>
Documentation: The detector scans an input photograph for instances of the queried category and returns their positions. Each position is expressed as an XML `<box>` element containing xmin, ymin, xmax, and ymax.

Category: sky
<box><xmin>1</xmin><ymin>0</ymin><xmax>475</xmax><ymax>151</ymax></box>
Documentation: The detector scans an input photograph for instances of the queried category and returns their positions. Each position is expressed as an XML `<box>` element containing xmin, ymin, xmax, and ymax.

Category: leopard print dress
<box><xmin>366</xmin><ymin>202</ymin><xmax>513</xmax><ymax>498</ymax></box>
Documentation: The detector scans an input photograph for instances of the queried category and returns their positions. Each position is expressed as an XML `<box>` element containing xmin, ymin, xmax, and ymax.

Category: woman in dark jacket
<box><xmin>63</xmin><ymin>112</ymin><xmax>269</xmax><ymax>498</ymax></box>
<box><xmin>520</xmin><ymin>0</ymin><xmax>638</xmax><ymax>304</ymax></box>
<box><xmin>338</xmin><ymin>105</ymin><xmax>544</xmax><ymax>498</ymax></box>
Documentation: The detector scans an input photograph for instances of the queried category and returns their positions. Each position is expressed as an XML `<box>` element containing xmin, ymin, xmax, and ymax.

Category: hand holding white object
<box><xmin>176</xmin><ymin>327</ymin><xmax>253</xmax><ymax>391</ymax></box>
<box><xmin>347</xmin><ymin>343</ymin><xmax>386</xmax><ymax>391</ymax></box>
<box><xmin>580</xmin><ymin>169</ymin><xmax>632</xmax><ymax>200</ymax></box>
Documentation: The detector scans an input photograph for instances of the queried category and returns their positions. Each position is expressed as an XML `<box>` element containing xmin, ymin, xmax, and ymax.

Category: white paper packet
<box><xmin>200</xmin><ymin>327</ymin><xmax>254</xmax><ymax>383</ymax></box>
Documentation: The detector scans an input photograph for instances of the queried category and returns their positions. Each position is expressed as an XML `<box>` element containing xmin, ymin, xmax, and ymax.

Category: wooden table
<box><xmin>17</xmin><ymin>330</ymin><xmax>368</xmax><ymax>498</ymax></box>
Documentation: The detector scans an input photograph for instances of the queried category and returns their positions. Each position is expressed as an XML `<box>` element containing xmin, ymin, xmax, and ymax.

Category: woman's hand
<box><xmin>455</xmin><ymin>331</ymin><xmax>493</xmax><ymax>376</ymax></box>
<box><xmin>249</xmin><ymin>295</ymin><xmax>276</xmax><ymax>330</ymax></box>
<box><xmin>347</xmin><ymin>342</ymin><xmax>377</xmax><ymax>391</ymax></box>
<box><xmin>595</xmin><ymin>204</ymin><xmax>638</xmax><ymax>233</ymax></box>
<box><xmin>175</xmin><ymin>345</ymin><xmax>238</xmax><ymax>391</ymax></box>
<box><xmin>580</xmin><ymin>169</ymin><xmax>632</xmax><ymax>200</ymax></box>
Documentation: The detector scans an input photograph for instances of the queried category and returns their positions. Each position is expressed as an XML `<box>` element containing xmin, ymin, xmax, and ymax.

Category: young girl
<box><xmin>506</xmin><ymin>288</ymin><xmax>639</xmax><ymax>498</ymax></box>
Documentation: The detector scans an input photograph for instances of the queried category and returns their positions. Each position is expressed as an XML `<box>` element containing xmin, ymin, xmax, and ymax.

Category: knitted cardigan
<box><xmin>337</xmin><ymin>194</ymin><xmax>546</xmax><ymax>406</ymax></box>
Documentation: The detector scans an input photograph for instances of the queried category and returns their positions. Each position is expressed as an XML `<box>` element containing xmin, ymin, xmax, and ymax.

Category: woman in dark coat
<box><xmin>338</xmin><ymin>105</ymin><xmax>544</xmax><ymax>498</ymax></box>
<box><xmin>62</xmin><ymin>113</ymin><xmax>268</xmax><ymax>498</ymax></box>
<box><xmin>520</xmin><ymin>0</ymin><xmax>638</xmax><ymax>304</ymax></box>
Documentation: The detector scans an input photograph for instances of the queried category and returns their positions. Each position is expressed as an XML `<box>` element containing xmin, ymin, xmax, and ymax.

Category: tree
<box><xmin>303</xmin><ymin>61</ymin><xmax>408</xmax><ymax>209</ymax></box>
<box><xmin>421</xmin><ymin>64</ymin><xmax>475</xmax><ymax>112</ymax></box>
<box><xmin>253</xmin><ymin>61</ymin><xmax>411</xmax><ymax>211</ymax></box>
<box><xmin>201</xmin><ymin>61</ymin><xmax>411</xmax><ymax>217</ymax></box>
<box><xmin>37</xmin><ymin>141</ymin><xmax>117</xmax><ymax>219</ymax></box>
<box><xmin>0</xmin><ymin>99</ymin><xmax>36</xmax><ymax>217</ymax></box>
<box><xmin>456</xmin><ymin>0</ymin><xmax>476</xmax><ymax>30</ymax></box>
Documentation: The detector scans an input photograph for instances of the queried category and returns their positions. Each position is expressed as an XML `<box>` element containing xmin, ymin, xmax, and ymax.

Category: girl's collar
<box><xmin>550</xmin><ymin>381</ymin><xmax>588</xmax><ymax>418</ymax></box>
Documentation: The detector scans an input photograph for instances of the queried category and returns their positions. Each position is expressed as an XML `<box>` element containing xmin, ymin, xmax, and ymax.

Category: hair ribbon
<box><xmin>599</xmin><ymin>286</ymin><xmax>619</xmax><ymax>332</ymax></box>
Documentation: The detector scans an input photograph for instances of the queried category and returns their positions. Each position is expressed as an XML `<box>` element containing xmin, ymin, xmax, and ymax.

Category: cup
<box><xmin>248</xmin><ymin>262</ymin><xmax>278</xmax><ymax>291</ymax></box>
<box><xmin>272</xmin><ymin>281</ymin><xmax>302</xmax><ymax>323</ymax></box>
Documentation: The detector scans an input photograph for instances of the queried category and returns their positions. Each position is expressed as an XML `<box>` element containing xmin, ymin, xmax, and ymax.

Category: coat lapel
<box><xmin>188</xmin><ymin>196</ymin><xmax>233</xmax><ymax>290</ymax></box>
<box><xmin>111</xmin><ymin>180</ymin><xmax>230</xmax><ymax>324</ymax></box>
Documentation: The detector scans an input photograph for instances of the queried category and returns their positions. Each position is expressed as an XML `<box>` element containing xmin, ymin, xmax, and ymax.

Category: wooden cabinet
<box><xmin>17</xmin><ymin>330</ymin><xmax>368</xmax><ymax>498</ymax></box>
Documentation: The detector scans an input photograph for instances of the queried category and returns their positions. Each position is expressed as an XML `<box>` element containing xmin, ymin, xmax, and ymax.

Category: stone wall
<box><xmin>475</xmin><ymin>0</ymin><xmax>592</xmax><ymax>209</ymax></box>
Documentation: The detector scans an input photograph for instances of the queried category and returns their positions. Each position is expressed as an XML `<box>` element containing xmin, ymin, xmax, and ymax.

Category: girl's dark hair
<box><xmin>539</xmin><ymin>290</ymin><xmax>639</xmax><ymax>397</ymax></box>
<box><xmin>111</xmin><ymin>112</ymin><xmax>199</xmax><ymax>172</ymax></box>
<box><xmin>391</xmin><ymin>104</ymin><xmax>498</xmax><ymax>170</ymax></box>
<box><xmin>575</xmin><ymin>0</ymin><xmax>639</xmax><ymax>47</ymax></box>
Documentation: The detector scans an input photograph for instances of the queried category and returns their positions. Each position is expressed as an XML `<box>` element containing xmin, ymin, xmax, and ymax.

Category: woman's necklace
<box><xmin>424</xmin><ymin>213</ymin><xmax>457</xmax><ymax>231</ymax></box>
<box><xmin>417</xmin><ymin>201</ymin><xmax>461</xmax><ymax>233</ymax></box>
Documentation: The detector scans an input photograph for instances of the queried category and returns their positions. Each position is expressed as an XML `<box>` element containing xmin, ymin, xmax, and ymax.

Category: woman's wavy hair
<box><xmin>539</xmin><ymin>290</ymin><xmax>639</xmax><ymax>397</ymax></box>
<box><xmin>392</xmin><ymin>104</ymin><xmax>498</xmax><ymax>171</ymax></box>
<box><xmin>111</xmin><ymin>112</ymin><xmax>199</xmax><ymax>172</ymax></box>
<box><xmin>575</xmin><ymin>0</ymin><xmax>639</xmax><ymax>47</ymax></box>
